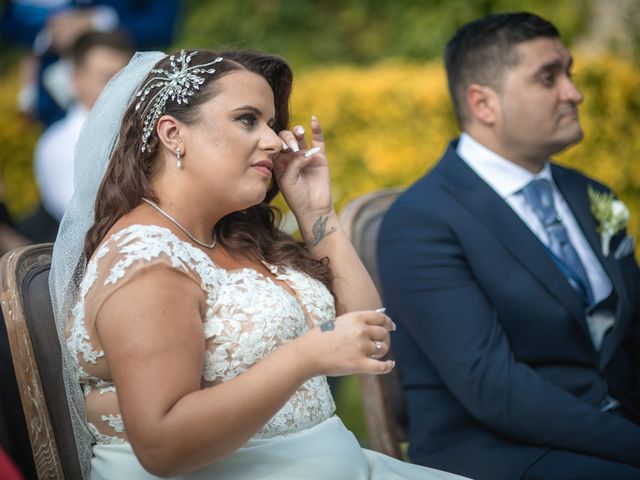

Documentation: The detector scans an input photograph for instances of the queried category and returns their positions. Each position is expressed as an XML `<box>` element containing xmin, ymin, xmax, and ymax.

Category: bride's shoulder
<box><xmin>94</xmin><ymin>224</ymin><xmax>181</xmax><ymax>259</ymax></box>
<box><xmin>105</xmin><ymin>223</ymin><xmax>183</xmax><ymax>249</ymax></box>
<box><xmin>90</xmin><ymin>224</ymin><xmax>220</xmax><ymax>286</ymax></box>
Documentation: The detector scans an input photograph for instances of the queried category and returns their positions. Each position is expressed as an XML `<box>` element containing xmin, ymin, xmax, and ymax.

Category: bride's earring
<box><xmin>176</xmin><ymin>147</ymin><xmax>183</xmax><ymax>169</ymax></box>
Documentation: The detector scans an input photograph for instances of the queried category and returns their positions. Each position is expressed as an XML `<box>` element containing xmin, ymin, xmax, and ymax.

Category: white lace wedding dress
<box><xmin>67</xmin><ymin>224</ymin><xmax>468</xmax><ymax>480</ymax></box>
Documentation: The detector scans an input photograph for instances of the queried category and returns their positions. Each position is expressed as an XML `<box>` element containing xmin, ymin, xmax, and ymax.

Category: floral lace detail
<box><xmin>68</xmin><ymin>224</ymin><xmax>336</xmax><ymax>445</ymax></box>
<box><xmin>105</xmin><ymin>226</ymin><xmax>215</xmax><ymax>286</ymax></box>
<box><xmin>96</xmin><ymin>380</ymin><xmax>116</xmax><ymax>395</ymax></box>
<box><xmin>66</xmin><ymin>246</ymin><xmax>110</xmax><ymax>365</ymax></box>
<box><xmin>269</xmin><ymin>264</ymin><xmax>336</xmax><ymax>326</ymax></box>
<box><xmin>101</xmin><ymin>414</ymin><xmax>125</xmax><ymax>433</ymax></box>
<box><xmin>203</xmin><ymin>263</ymin><xmax>336</xmax><ymax>438</ymax></box>
<box><xmin>80</xmin><ymin>371</ymin><xmax>104</xmax><ymax>397</ymax></box>
<box><xmin>87</xmin><ymin>422</ymin><xmax>125</xmax><ymax>445</ymax></box>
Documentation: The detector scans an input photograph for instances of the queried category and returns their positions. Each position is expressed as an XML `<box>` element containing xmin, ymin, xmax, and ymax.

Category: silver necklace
<box><xmin>142</xmin><ymin>198</ymin><xmax>216</xmax><ymax>249</ymax></box>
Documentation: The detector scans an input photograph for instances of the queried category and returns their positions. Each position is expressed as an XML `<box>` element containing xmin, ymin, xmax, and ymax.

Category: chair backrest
<box><xmin>339</xmin><ymin>188</ymin><xmax>407</xmax><ymax>459</ymax></box>
<box><xmin>0</xmin><ymin>244</ymin><xmax>82</xmax><ymax>479</ymax></box>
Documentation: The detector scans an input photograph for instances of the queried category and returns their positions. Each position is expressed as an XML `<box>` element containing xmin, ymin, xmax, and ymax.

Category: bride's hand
<box><xmin>298</xmin><ymin>310</ymin><xmax>396</xmax><ymax>377</ymax></box>
<box><xmin>275</xmin><ymin>116</ymin><xmax>332</xmax><ymax>220</ymax></box>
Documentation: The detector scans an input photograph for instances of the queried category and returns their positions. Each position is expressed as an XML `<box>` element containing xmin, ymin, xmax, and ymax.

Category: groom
<box><xmin>378</xmin><ymin>12</ymin><xmax>640</xmax><ymax>480</ymax></box>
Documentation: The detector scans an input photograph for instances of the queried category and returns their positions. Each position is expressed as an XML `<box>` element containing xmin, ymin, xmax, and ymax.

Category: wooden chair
<box><xmin>0</xmin><ymin>244</ymin><xmax>82</xmax><ymax>479</ymax></box>
<box><xmin>339</xmin><ymin>188</ymin><xmax>407</xmax><ymax>459</ymax></box>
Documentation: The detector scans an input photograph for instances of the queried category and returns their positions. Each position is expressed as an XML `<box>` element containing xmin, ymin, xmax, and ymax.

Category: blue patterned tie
<box><xmin>522</xmin><ymin>179</ymin><xmax>593</xmax><ymax>305</ymax></box>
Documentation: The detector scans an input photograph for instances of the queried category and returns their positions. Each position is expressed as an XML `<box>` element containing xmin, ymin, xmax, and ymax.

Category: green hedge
<box><xmin>0</xmin><ymin>0</ymin><xmax>594</xmax><ymax>73</ymax></box>
<box><xmin>180</xmin><ymin>0</ymin><xmax>591</xmax><ymax>68</ymax></box>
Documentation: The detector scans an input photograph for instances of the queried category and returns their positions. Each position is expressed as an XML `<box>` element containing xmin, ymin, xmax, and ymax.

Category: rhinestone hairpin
<box><xmin>135</xmin><ymin>50</ymin><xmax>223</xmax><ymax>152</ymax></box>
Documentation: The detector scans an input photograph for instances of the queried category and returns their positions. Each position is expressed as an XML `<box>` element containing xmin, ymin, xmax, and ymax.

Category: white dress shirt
<box><xmin>34</xmin><ymin>104</ymin><xmax>88</xmax><ymax>221</ymax></box>
<box><xmin>457</xmin><ymin>133</ymin><xmax>614</xmax><ymax>350</ymax></box>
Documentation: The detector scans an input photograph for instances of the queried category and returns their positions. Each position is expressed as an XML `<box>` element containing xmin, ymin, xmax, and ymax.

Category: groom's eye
<box><xmin>540</xmin><ymin>72</ymin><xmax>555</xmax><ymax>87</ymax></box>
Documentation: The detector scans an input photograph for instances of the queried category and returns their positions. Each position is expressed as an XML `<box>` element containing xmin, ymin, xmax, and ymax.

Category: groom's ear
<box><xmin>156</xmin><ymin>114</ymin><xmax>184</xmax><ymax>153</ymax></box>
<box><xmin>466</xmin><ymin>84</ymin><xmax>499</xmax><ymax>127</ymax></box>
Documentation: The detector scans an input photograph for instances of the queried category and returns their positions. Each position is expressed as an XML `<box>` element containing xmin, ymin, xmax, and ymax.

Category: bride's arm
<box><xmin>276</xmin><ymin>118</ymin><xmax>381</xmax><ymax>315</ymax></box>
<box><xmin>300</xmin><ymin>208</ymin><xmax>381</xmax><ymax>315</ymax></box>
<box><xmin>96</xmin><ymin>265</ymin><xmax>393</xmax><ymax>477</ymax></box>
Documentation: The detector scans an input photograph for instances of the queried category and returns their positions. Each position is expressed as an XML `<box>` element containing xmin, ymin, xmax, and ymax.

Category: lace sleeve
<box><xmin>76</xmin><ymin>225</ymin><xmax>209</xmax><ymax>338</ymax></box>
<box><xmin>65</xmin><ymin>224</ymin><xmax>213</xmax><ymax>446</ymax></box>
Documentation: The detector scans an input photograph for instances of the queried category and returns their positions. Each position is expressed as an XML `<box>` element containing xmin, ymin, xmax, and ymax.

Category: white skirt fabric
<box><xmin>90</xmin><ymin>416</ymin><xmax>469</xmax><ymax>480</ymax></box>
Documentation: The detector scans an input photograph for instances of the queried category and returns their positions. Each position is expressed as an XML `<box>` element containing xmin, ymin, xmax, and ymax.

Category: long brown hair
<box><xmin>84</xmin><ymin>49</ymin><xmax>332</xmax><ymax>289</ymax></box>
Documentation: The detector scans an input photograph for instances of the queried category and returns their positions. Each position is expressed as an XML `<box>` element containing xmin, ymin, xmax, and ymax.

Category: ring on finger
<box><xmin>372</xmin><ymin>340</ymin><xmax>383</xmax><ymax>357</ymax></box>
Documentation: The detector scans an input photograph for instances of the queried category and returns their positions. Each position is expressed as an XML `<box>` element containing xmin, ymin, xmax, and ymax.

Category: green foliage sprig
<box><xmin>588</xmin><ymin>186</ymin><xmax>629</xmax><ymax>255</ymax></box>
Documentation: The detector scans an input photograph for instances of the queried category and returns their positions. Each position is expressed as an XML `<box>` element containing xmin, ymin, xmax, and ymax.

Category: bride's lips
<box><xmin>252</xmin><ymin>159</ymin><xmax>273</xmax><ymax>178</ymax></box>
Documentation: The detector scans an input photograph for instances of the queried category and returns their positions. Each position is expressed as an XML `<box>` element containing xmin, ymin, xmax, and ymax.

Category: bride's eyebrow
<box><xmin>232</xmin><ymin>105</ymin><xmax>262</xmax><ymax>115</ymax></box>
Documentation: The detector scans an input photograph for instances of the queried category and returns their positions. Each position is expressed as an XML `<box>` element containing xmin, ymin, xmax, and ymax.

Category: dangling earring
<box><xmin>176</xmin><ymin>147</ymin><xmax>183</xmax><ymax>169</ymax></box>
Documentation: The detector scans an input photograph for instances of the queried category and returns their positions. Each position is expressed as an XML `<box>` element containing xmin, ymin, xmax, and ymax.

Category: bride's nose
<box><xmin>259</xmin><ymin>126</ymin><xmax>284</xmax><ymax>153</ymax></box>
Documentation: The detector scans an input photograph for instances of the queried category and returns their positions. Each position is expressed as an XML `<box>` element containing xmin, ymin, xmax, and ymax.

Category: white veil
<box><xmin>50</xmin><ymin>51</ymin><xmax>166</xmax><ymax>479</ymax></box>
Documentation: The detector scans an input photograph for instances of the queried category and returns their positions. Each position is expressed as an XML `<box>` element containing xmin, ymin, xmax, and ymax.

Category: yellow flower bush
<box><xmin>289</xmin><ymin>55</ymin><xmax>640</xmax><ymax>240</ymax></box>
<box><xmin>290</xmin><ymin>60</ymin><xmax>456</xmax><ymax>210</ymax></box>
<box><xmin>0</xmin><ymin>67</ymin><xmax>41</xmax><ymax>216</ymax></box>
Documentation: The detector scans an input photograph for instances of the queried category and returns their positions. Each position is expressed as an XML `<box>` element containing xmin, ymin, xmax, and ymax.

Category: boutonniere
<box><xmin>588</xmin><ymin>186</ymin><xmax>629</xmax><ymax>256</ymax></box>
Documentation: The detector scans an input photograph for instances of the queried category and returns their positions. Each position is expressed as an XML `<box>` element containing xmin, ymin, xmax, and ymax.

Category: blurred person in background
<box><xmin>19</xmin><ymin>31</ymin><xmax>133</xmax><ymax>243</ymax></box>
<box><xmin>0</xmin><ymin>0</ymin><xmax>181</xmax><ymax>126</ymax></box>
<box><xmin>0</xmin><ymin>29</ymin><xmax>132</xmax><ymax>480</ymax></box>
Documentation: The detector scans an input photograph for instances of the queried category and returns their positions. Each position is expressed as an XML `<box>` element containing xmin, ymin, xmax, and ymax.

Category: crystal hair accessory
<box><xmin>135</xmin><ymin>50</ymin><xmax>223</xmax><ymax>152</ymax></box>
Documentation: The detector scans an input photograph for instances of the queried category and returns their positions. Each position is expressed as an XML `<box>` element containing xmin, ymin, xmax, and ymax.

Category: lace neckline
<box><xmin>100</xmin><ymin>223</ymin><xmax>300</xmax><ymax>299</ymax></box>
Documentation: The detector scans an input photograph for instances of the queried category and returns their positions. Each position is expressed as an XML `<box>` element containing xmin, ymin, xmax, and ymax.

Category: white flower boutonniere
<box><xmin>588</xmin><ymin>186</ymin><xmax>629</xmax><ymax>256</ymax></box>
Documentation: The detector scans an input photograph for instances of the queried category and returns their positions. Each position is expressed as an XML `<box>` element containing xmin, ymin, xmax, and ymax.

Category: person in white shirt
<box><xmin>23</xmin><ymin>31</ymin><xmax>132</xmax><ymax>241</ymax></box>
<box><xmin>378</xmin><ymin>12</ymin><xmax>640</xmax><ymax>480</ymax></box>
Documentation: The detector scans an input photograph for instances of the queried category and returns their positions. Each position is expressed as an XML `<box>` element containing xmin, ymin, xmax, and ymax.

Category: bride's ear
<box><xmin>156</xmin><ymin>114</ymin><xmax>184</xmax><ymax>155</ymax></box>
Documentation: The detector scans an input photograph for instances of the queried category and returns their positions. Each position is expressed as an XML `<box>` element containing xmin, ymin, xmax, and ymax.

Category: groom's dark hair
<box><xmin>445</xmin><ymin>12</ymin><xmax>559</xmax><ymax>126</ymax></box>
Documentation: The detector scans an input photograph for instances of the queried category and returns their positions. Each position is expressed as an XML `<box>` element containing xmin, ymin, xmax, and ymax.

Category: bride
<box><xmin>51</xmin><ymin>48</ymin><xmax>469</xmax><ymax>479</ymax></box>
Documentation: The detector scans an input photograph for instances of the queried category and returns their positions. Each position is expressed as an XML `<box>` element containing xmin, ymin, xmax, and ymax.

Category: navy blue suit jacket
<box><xmin>377</xmin><ymin>141</ymin><xmax>640</xmax><ymax>480</ymax></box>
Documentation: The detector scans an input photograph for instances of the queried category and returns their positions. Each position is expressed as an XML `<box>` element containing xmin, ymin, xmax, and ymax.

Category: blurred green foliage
<box><xmin>0</xmin><ymin>66</ymin><xmax>41</xmax><ymax>216</ymax></box>
<box><xmin>180</xmin><ymin>0</ymin><xmax>591</xmax><ymax>70</ymax></box>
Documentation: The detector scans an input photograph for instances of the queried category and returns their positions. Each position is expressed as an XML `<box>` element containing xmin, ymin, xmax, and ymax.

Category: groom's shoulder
<box><xmin>382</xmin><ymin>151</ymin><xmax>454</xmax><ymax>230</ymax></box>
<box><xmin>403</xmin><ymin>143</ymin><xmax>457</xmax><ymax>197</ymax></box>
<box><xmin>391</xmin><ymin>164</ymin><xmax>447</xmax><ymax>213</ymax></box>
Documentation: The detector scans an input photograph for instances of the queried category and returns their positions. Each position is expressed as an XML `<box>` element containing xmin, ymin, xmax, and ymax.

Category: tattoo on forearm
<box><xmin>320</xmin><ymin>320</ymin><xmax>335</xmax><ymax>332</ymax></box>
<box><xmin>308</xmin><ymin>215</ymin><xmax>336</xmax><ymax>247</ymax></box>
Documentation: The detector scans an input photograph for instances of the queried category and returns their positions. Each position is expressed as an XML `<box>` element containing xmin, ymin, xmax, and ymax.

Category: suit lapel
<box><xmin>551</xmin><ymin>166</ymin><xmax>628</xmax><ymax>305</ymax></box>
<box><xmin>437</xmin><ymin>144</ymin><xmax>589</xmax><ymax>332</ymax></box>
<box><xmin>551</xmin><ymin>166</ymin><xmax>629</xmax><ymax>367</ymax></box>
